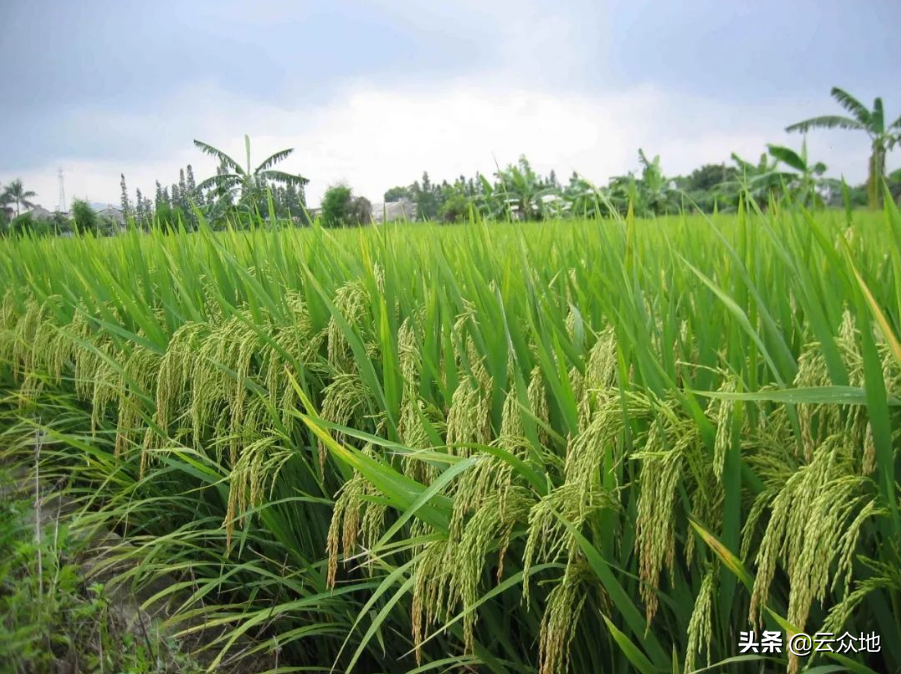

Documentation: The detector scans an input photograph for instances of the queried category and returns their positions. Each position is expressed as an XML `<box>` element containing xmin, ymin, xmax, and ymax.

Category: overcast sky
<box><xmin>2</xmin><ymin>0</ymin><xmax>899</xmax><ymax>208</ymax></box>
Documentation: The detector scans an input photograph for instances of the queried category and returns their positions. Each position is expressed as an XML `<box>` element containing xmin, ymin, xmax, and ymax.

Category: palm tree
<box><xmin>193</xmin><ymin>135</ymin><xmax>309</xmax><ymax>212</ymax></box>
<box><xmin>786</xmin><ymin>87</ymin><xmax>901</xmax><ymax>209</ymax></box>
<box><xmin>0</xmin><ymin>189</ymin><xmax>12</xmax><ymax>228</ymax></box>
<box><xmin>1</xmin><ymin>179</ymin><xmax>37</xmax><ymax>217</ymax></box>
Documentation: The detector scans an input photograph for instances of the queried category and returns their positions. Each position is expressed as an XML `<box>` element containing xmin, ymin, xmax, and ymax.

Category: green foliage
<box><xmin>494</xmin><ymin>155</ymin><xmax>560</xmax><ymax>220</ymax></box>
<box><xmin>786</xmin><ymin>86</ymin><xmax>901</xmax><ymax>210</ymax></box>
<box><xmin>153</xmin><ymin>201</ymin><xmax>187</xmax><ymax>232</ymax></box>
<box><xmin>0</xmin><ymin>473</ymin><xmax>200</xmax><ymax>673</ymax></box>
<box><xmin>8</xmin><ymin>212</ymin><xmax>35</xmax><ymax>236</ymax></box>
<box><xmin>765</xmin><ymin>140</ymin><xmax>828</xmax><ymax>207</ymax></box>
<box><xmin>194</xmin><ymin>135</ymin><xmax>308</xmax><ymax>218</ymax></box>
<box><xmin>384</xmin><ymin>151</ymin><xmax>742</xmax><ymax>222</ymax></box>
<box><xmin>0</xmin><ymin>179</ymin><xmax>37</xmax><ymax>217</ymax></box>
<box><xmin>273</xmin><ymin>181</ymin><xmax>308</xmax><ymax>223</ymax></box>
<box><xmin>120</xmin><ymin>173</ymin><xmax>131</xmax><ymax>219</ymax></box>
<box><xmin>321</xmin><ymin>185</ymin><xmax>371</xmax><ymax>227</ymax></box>
<box><xmin>675</xmin><ymin>163</ymin><xmax>738</xmax><ymax>212</ymax></box>
<box><xmin>48</xmin><ymin>211</ymin><xmax>73</xmax><ymax>235</ymax></box>
<box><xmin>439</xmin><ymin>194</ymin><xmax>474</xmax><ymax>223</ymax></box>
<box><xmin>384</xmin><ymin>185</ymin><xmax>414</xmax><ymax>202</ymax></box>
<box><xmin>0</xmin><ymin>196</ymin><xmax>900</xmax><ymax>674</ymax></box>
<box><xmin>70</xmin><ymin>199</ymin><xmax>99</xmax><ymax>235</ymax></box>
<box><xmin>320</xmin><ymin>184</ymin><xmax>353</xmax><ymax>227</ymax></box>
<box><xmin>635</xmin><ymin>149</ymin><xmax>680</xmax><ymax>215</ymax></box>
<box><xmin>888</xmin><ymin>168</ymin><xmax>901</xmax><ymax>204</ymax></box>
<box><xmin>412</xmin><ymin>172</ymin><xmax>440</xmax><ymax>220</ymax></box>
<box><xmin>681</xmin><ymin>163</ymin><xmax>738</xmax><ymax>193</ymax></box>
<box><xmin>5</xmin><ymin>212</ymin><xmax>73</xmax><ymax>238</ymax></box>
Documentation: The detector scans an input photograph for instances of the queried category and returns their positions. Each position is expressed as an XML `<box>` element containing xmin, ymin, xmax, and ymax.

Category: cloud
<box><xmin>4</xmin><ymin>81</ymin><xmax>889</xmax><ymax>210</ymax></box>
<box><xmin>3</xmin><ymin>0</ymin><xmax>898</xmax><ymax>212</ymax></box>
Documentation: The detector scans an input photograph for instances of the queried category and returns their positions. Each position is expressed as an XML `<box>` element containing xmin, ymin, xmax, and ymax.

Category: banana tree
<box><xmin>194</xmin><ymin>135</ymin><xmax>309</xmax><ymax>214</ymax></box>
<box><xmin>766</xmin><ymin>140</ymin><xmax>828</xmax><ymax>208</ymax></box>
<box><xmin>723</xmin><ymin>152</ymin><xmax>787</xmax><ymax>207</ymax></box>
<box><xmin>474</xmin><ymin>175</ymin><xmax>507</xmax><ymax>220</ymax></box>
<box><xmin>562</xmin><ymin>173</ymin><xmax>608</xmax><ymax>219</ymax></box>
<box><xmin>637</xmin><ymin>149</ymin><xmax>679</xmax><ymax>215</ymax></box>
<box><xmin>602</xmin><ymin>150</ymin><xmax>678</xmax><ymax>217</ymax></box>
<box><xmin>786</xmin><ymin>87</ymin><xmax>901</xmax><ymax>209</ymax></box>
<box><xmin>494</xmin><ymin>156</ymin><xmax>558</xmax><ymax>221</ymax></box>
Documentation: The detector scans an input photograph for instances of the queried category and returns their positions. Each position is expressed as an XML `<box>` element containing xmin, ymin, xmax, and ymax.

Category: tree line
<box><xmin>2</xmin><ymin>86</ymin><xmax>900</xmax><ymax>235</ymax></box>
<box><xmin>120</xmin><ymin>136</ymin><xmax>311</xmax><ymax>231</ymax></box>
<box><xmin>375</xmin><ymin>88</ymin><xmax>901</xmax><ymax>223</ymax></box>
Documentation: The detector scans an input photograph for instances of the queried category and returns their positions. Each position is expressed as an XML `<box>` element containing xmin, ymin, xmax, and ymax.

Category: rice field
<box><xmin>1</xmin><ymin>203</ymin><xmax>899</xmax><ymax>674</ymax></box>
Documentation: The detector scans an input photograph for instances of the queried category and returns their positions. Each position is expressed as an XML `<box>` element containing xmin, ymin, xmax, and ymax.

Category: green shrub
<box><xmin>70</xmin><ymin>199</ymin><xmax>99</xmax><ymax>235</ymax></box>
<box><xmin>321</xmin><ymin>185</ymin><xmax>372</xmax><ymax>227</ymax></box>
<box><xmin>439</xmin><ymin>194</ymin><xmax>474</xmax><ymax>223</ymax></box>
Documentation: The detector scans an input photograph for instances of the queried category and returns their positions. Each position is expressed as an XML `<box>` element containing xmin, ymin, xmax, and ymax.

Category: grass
<box><xmin>0</xmin><ymin>466</ymin><xmax>203</xmax><ymax>673</ymax></box>
<box><xmin>0</xmin><ymin>199</ymin><xmax>899</xmax><ymax>673</ymax></box>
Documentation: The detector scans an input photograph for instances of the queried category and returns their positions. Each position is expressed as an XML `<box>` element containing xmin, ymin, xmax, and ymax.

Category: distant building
<box><xmin>372</xmin><ymin>199</ymin><xmax>417</xmax><ymax>224</ymax></box>
<box><xmin>93</xmin><ymin>204</ymin><xmax>125</xmax><ymax>225</ymax></box>
<box><xmin>24</xmin><ymin>205</ymin><xmax>56</xmax><ymax>220</ymax></box>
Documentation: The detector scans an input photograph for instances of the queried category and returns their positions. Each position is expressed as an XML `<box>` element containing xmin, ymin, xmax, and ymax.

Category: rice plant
<box><xmin>0</xmin><ymin>197</ymin><xmax>899</xmax><ymax>673</ymax></box>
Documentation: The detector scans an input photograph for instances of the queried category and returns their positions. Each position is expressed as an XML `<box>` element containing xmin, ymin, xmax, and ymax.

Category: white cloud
<box><xmin>5</xmin><ymin>82</ymin><xmax>891</xmax><ymax>211</ymax></box>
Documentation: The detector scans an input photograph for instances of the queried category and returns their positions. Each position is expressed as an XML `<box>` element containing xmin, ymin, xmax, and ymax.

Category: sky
<box><xmin>1</xmin><ymin>0</ymin><xmax>899</xmax><ymax>209</ymax></box>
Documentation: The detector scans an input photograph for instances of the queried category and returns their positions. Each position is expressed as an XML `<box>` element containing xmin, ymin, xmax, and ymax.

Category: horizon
<box><xmin>1</xmin><ymin>0</ymin><xmax>899</xmax><ymax>209</ymax></box>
